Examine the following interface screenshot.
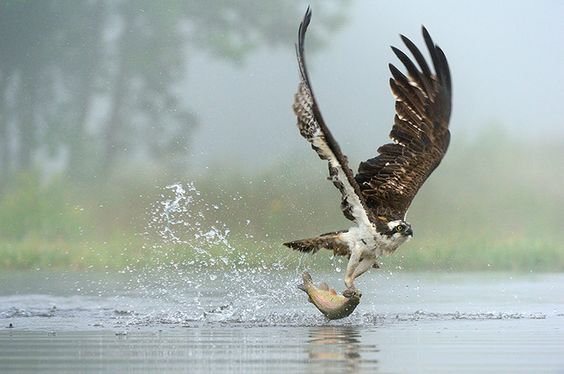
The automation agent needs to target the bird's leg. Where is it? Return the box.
[343,256,372,298]
[344,250,361,292]
[353,257,375,279]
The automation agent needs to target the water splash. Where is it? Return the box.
[124,182,297,325]
[158,183,192,244]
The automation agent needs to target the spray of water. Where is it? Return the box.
[123,182,301,325]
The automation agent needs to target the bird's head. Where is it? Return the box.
[381,219,413,247]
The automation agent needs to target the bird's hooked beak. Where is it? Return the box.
[405,227,414,237]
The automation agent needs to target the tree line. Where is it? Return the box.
[0,0,346,190]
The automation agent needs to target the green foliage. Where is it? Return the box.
[0,236,139,270]
[0,132,563,272]
[0,172,87,241]
[381,236,564,272]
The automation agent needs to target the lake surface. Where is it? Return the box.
[0,271,563,373]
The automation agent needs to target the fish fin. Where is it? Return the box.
[329,288,337,295]
[318,282,330,291]
[372,262,380,269]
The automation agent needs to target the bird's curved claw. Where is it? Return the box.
[342,286,362,299]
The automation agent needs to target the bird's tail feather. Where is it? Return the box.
[283,230,349,256]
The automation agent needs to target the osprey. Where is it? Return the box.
[284,8,452,295]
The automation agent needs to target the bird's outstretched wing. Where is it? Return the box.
[293,7,374,228]
[355,27,452,222]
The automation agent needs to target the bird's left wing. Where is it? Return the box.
[355,27,452,222]
[293,7,374,228]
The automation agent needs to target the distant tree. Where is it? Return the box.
[0,0,348,188]
[0,0,77,177]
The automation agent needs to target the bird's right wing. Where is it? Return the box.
[293,7,374,228]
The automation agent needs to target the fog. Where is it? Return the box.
[187,0,564,171]
[0,0,563,272]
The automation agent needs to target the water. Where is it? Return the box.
[0,271,563,373]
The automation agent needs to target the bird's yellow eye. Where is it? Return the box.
[395,224,404,232]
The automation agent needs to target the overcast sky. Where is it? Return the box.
[184,0,564,173]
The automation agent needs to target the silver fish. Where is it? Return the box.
[298,271,361,320]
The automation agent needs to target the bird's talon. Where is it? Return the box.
[343,287,361,298]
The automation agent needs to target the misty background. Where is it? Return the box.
[1,0,563,271]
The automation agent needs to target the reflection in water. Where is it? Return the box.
[307,326,379,373]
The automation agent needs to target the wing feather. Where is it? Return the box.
[391,46,431,99]
[356,27,452,221]
[292,8,374,227]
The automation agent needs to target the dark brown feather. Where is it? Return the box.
[355,26,452,221]
[283,231,350,257]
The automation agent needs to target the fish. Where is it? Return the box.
[298,271,361,320]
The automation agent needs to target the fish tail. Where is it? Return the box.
[298,271,313,290]
[298,272,314,303]
[301,271,313,286]
[283,230,349,255]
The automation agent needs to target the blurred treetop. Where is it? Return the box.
[0,0,348,189]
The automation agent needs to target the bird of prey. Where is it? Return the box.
[284,7,452,295]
